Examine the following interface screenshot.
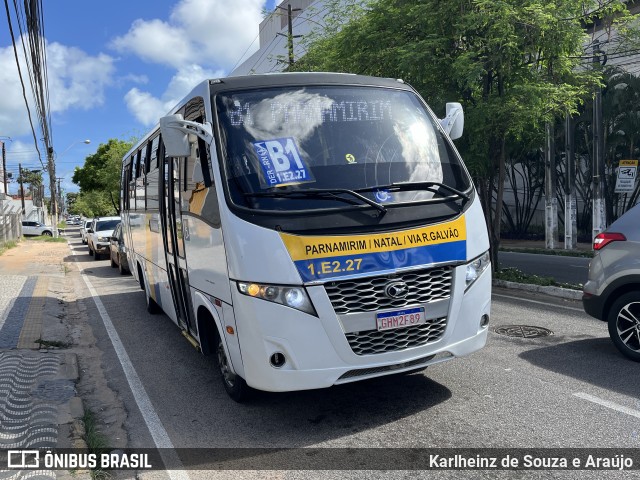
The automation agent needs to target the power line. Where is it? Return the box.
[238,0,329,74]
[3,0,42,166]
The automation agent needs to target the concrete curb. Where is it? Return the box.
[493,279,583,300]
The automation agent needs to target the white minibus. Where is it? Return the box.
[121,73,491,401]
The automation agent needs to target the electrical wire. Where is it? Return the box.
[235,0,330,74]
[3,0,43,167]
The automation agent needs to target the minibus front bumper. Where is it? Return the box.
[228,265,490,392]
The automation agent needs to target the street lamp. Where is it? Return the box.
[48,139,91,236]
[58,139,91,159]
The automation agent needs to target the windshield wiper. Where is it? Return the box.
[357,181,470,201]
[245,188,387,214]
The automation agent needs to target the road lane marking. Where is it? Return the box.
[493,293,584,312]
[69,244,190,480]
[573,392,640,420]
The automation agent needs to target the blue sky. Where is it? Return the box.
[0,0,277,196]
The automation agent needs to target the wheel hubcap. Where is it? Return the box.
[217,341,235,387]
[616,301,640,352]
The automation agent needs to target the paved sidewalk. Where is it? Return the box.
[0,240,87,479]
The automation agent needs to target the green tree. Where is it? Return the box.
[66,192,80,215]
[72,138,133,216]
[18,169,43,196]
[293,0,637,268]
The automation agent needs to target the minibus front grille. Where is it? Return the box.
[345,317,447,356]
[324,266,452,315]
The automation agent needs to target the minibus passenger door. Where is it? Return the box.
[160,154,194,331]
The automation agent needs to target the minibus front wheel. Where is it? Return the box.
[216,334,252,402]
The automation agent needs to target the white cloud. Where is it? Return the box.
[111,0,264,71]
[0,40,115,138]
[0,46,36,137]
[124,88,167,126]
[46,42,115,111]
[124,64,225,126]
[110,19,193,69]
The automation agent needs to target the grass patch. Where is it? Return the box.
[495,267,583,290]
[83,408,111,479]
[23,235,67,242]
[0,240,18,256]
[35,338,72,349]
[500,247,593,258]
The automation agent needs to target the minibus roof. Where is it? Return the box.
[207,72,411,92]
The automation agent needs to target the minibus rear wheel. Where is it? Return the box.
[216,334,252,402]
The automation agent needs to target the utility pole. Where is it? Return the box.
[1,141,6,196]
[565,113,577,250]
[57,177,64,217]
[544,122,558,249]
[287,4,295,67]
[592,41,607,242]
[276,3,302,68]
[19,163,25,215]
[47,146,58,237]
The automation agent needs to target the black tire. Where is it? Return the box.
[137,265,145,290]
[145,288,162,314]
[110,254,117,268]
[216,333,252,402]
[140,270,161,314]
[607,292,640,362]
[118,256,128,275]
[41,231,52,236]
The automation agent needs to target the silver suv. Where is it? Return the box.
[583,203,640,362]
[21,221,53,236]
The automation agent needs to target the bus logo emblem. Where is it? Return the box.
[384,281,409,299]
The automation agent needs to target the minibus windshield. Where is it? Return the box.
[216,86,472,213]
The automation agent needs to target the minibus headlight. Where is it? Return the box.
[284,288,306,308]
[465,251,490,290]
[237,282,317,316]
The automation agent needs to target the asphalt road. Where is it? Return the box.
[498,251,591,285]
[64,227,638,479]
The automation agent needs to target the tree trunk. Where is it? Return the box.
[490,137,506,271]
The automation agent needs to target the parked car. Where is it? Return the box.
[109,222,130,275]
[21,220,53,237]
[80,219,93,244]
[87,216,120,260]
[583,203,640,362]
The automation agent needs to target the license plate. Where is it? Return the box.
[376,307,426,332]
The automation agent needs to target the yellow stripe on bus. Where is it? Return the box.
[280,215,466,261]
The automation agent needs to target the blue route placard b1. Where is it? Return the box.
[253,137,315,188]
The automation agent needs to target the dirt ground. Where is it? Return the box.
[0,239,129,450]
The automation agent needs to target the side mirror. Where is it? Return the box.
[439,102,464,140]
[160,114,213,157]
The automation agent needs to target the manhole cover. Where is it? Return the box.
[494,325,553,338]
